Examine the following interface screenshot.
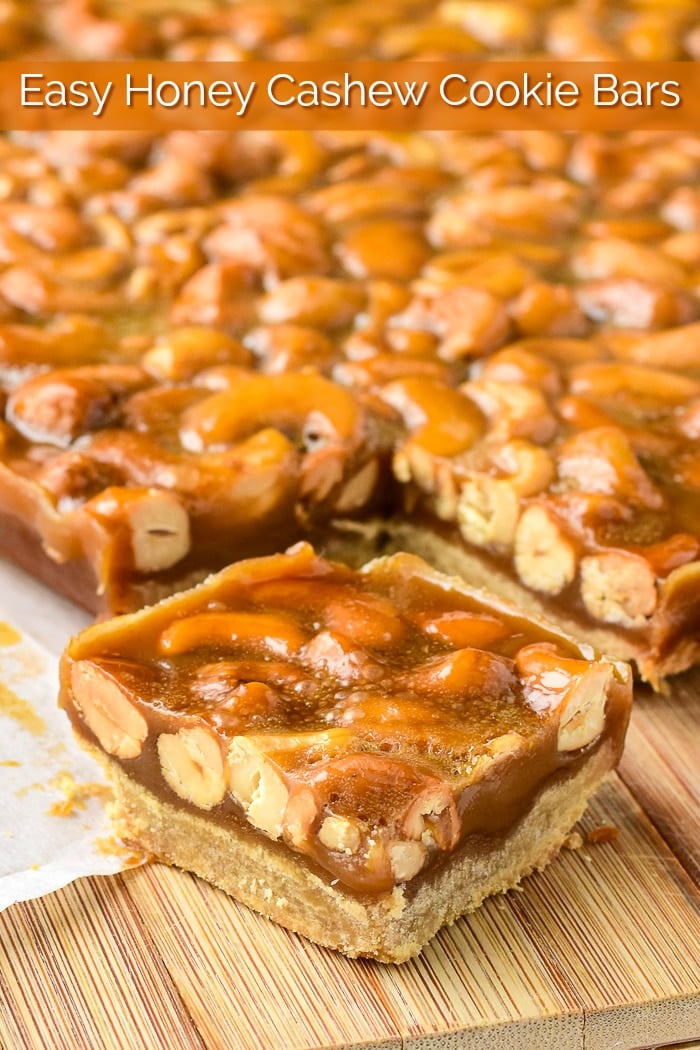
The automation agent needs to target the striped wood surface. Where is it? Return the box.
[0,675,699,1049]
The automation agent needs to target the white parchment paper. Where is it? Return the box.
[0,561,144,911]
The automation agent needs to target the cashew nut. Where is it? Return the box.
[83,486,191,573]
[70,660,148,760]
[157,726,226,810]
[179,372,361,454]
[514,503,578,596]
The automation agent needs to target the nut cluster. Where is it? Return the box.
[65,544,630,893]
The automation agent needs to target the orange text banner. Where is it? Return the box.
[1,60,698,131]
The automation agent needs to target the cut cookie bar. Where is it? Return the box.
[0,353,390,614]
[59,542,632,962]
[370,353,700,688]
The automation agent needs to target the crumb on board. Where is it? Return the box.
[46,771,113,817]
[93,835,148,869]
[564,831,584,851]
[0,682,46,736]
[564,825,618,851]
[0,622,21,648]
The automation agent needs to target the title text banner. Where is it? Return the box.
[4,61,699,131]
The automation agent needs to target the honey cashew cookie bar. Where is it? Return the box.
[0,0,691,967]
[59,543,632,962]
[0,120,699,682]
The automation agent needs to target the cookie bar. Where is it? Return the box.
[370,348,700,688]
[0,342,389,613]
[59,542,632,961]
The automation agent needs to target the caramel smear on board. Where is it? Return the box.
[587,825,620,845]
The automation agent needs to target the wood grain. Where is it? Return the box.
[619,671,700,884]
[1,682,699,1049]
[0,876,204,1050]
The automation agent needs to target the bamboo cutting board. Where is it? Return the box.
[0,659,699,1048]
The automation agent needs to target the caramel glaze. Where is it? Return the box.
[60,545,632,897]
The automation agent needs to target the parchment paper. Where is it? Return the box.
[0,561,144,911]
